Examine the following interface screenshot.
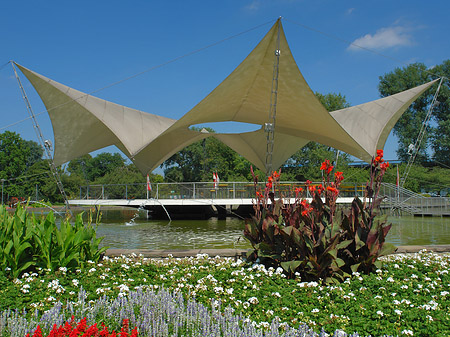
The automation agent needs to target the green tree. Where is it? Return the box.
[161,128,253,182]
[86,153,126,181]
[67,153,126,182]
[67,154,92,182]
[0,131,42,197]
[428,60,450,166]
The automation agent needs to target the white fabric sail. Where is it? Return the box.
[15,19,437,174]
[330,80,438,157]
[15,64,176,166]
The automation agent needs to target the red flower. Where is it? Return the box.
[380,161,390,170]
[300,199,313,216]
[317,184,324,195]
[32,326,43,337]
[320,160,334,174]
[130,328,139,337]
[320,160,329,171]
[334,171,344,183]
[295,187,303,196]
[308,185,316,193]
[306,180,312,186]
[327,186,338,194]
[266,176,274,189]
[374,149,385,164]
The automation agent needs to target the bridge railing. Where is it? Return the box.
[78,181,367,200]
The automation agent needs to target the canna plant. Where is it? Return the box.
[244,151,396,283]
[339,150,397,274]
[0,203,108,278]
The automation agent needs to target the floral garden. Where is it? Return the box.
[1,152,450,336]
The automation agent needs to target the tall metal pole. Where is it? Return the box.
[265,19,281,177]
[1,179,4,205]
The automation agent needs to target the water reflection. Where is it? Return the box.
[387,215,450,246]
[98,209,248,250]
[64,209,450,249]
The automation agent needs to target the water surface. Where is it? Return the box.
[95,209,450,249]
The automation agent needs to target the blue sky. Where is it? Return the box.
[1,0,449,170]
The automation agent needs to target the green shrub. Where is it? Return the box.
[0,203,107,278]
[244,150,396,283]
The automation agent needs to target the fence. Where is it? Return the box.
[77,181,450,216]
[78,181,368,201]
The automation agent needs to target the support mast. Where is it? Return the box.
[265,19,281,177]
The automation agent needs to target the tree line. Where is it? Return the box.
[1,61,450,203]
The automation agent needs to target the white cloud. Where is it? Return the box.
[348,25,413,51]
[245,0,262,11]
[347,8,355,15]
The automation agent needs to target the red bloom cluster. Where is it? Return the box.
[334,171,344,184]
[320,160,334,174]
[300,199,313,216]
[374,149,384,164]
[373,149,389,172]
[266,170,280,189]
[26,318,138,337]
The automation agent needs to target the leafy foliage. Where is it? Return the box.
[244,152,396,283]
[162,127,254,182]
[0,203,107,278]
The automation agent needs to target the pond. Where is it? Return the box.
[95,208,450,250]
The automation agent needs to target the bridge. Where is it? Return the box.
[69,181,450,219]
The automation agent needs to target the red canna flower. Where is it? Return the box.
[295,187,303,196]
[320,160,333,174]
[334,171,344,183]
[317,184,324,195]
[374,149,385,164]
[308,185,316,193]
[266,176,274,189]
[327,186,338,194]
[380,161,390,170]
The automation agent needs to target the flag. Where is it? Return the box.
[396,165,400,187]
[213,172,219,189]
[147,174,152,191]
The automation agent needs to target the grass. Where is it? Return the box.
[1,250,449,336]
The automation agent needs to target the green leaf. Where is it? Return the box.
[281,260,302,273]
[379,242,397,257]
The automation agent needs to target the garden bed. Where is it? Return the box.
[1,250,449,336]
